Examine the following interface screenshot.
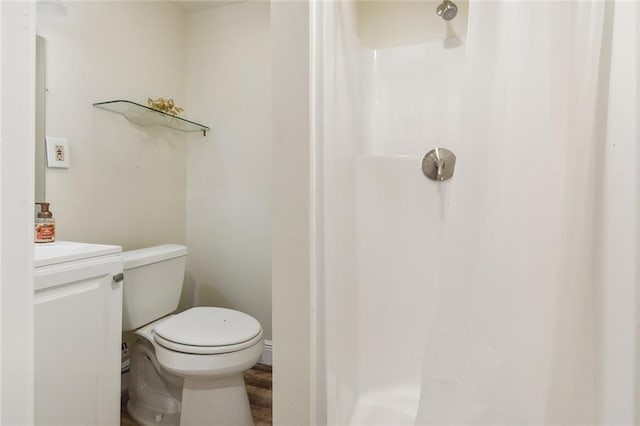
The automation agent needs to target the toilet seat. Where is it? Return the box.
[153,307,263,355]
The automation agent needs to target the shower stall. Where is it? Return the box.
[314,1,638,424]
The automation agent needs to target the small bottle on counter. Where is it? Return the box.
[35,202,55,243]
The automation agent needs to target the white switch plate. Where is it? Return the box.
[46,137,70,168]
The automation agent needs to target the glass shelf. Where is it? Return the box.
[93,100,210,136]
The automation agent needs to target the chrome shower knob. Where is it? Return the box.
[422,148,456,181]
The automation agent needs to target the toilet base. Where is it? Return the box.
[127,400,181,426]
[126,339,183,426]
[128,317,261,426]
[180,374,253,426]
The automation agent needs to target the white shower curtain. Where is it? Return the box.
[416,1,611,424]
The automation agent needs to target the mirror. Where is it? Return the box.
[35,35,46,203]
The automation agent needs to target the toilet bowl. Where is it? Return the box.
[122,245,264,426]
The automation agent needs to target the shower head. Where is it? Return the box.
[436,0,458,21]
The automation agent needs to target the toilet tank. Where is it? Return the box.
[122,244,188,332]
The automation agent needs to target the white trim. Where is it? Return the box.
[259,339,272,366]
[0,1,36,423]
[309,1,323,423]
[271,2,313,422]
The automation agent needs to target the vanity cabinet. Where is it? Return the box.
[34,242,122,425]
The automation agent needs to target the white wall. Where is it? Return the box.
[600,1,638,422]
[37,1,188,250]
[0,1,35,423]
[272,1,313,424]
[38,0,273,346]
[184,1,271,340]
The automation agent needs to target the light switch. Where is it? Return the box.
[46,137,70,168]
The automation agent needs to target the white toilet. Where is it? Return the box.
[122,244,264,426]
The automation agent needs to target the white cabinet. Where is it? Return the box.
[34,242,122,426]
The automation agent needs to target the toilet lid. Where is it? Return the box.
[154,307,262,348]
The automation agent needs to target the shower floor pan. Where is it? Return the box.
[349,385,420,426]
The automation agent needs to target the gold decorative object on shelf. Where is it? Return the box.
[147,97,184,116]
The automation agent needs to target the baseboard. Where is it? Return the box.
[260,339,272,365]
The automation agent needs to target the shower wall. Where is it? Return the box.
[320,1,468,423]
[356,30,467,395]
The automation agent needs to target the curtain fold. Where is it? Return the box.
[415,2,609,424]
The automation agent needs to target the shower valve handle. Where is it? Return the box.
[433,149,445,180]
[422,148,456,181]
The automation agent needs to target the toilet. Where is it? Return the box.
[122,244,264,426]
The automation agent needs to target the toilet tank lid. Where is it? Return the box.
[123,244,188,270]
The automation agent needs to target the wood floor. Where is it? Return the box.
[121,364,272,425]
[243,364,273,426]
